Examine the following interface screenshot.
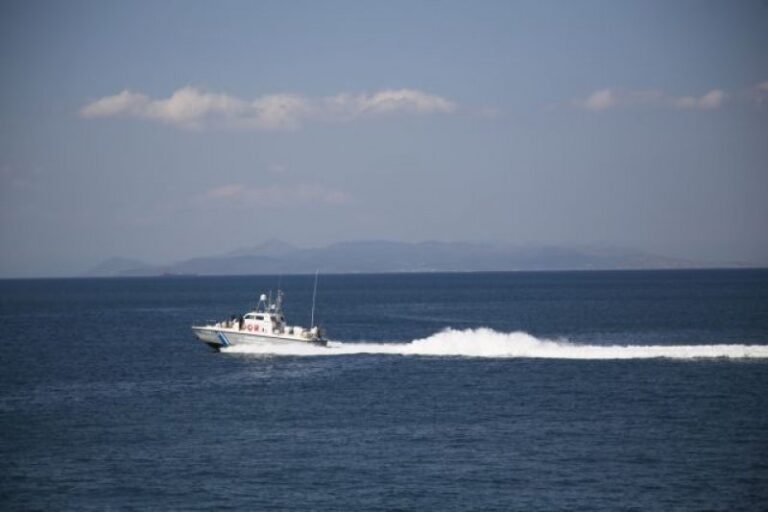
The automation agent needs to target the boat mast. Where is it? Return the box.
[310,269,319,328]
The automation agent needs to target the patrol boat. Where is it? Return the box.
[191,290,327,351]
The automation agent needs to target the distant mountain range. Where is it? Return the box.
[82,239,734,277]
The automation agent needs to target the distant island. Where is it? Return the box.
[82,239,740,277]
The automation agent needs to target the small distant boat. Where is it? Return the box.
[192,289,326,351]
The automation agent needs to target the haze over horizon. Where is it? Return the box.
[2,0,767,277]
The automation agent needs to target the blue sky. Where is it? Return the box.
[1,0,767,276]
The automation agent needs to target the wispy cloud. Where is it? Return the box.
[323,89,455,120]
[671,89,725,110]
[578,89,618,111]
[749,81,768,106]
[571,87,726,111]
[204,183,349,205]
[81,86,457,130]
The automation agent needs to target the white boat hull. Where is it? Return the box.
[192,326,327,351]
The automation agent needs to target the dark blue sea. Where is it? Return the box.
[2,270,768,510]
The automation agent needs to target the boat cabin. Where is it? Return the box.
[242,312,285,334]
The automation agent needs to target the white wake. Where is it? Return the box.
[222,327,768,360]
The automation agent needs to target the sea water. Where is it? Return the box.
[1,270,767,510]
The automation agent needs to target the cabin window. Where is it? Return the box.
[244,314,255,320]
[255,315,264,320]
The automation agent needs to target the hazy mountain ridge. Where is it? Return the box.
[82,257,154,277]
[83,240,731,277]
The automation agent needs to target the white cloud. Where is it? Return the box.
[573,87,726,112]
[580,89,617,111]
[673,89,724,110]
[81,86,456,130]
[697,89,725,109]
[749,81,768,105]
[80,90,151,118]
[672,96,697,109]
[326,88,456,116]
[81,87,245,129]
[249,94,309,130]
[147,87,246,127]
[205,183,349,205]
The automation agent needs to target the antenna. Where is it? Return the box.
[310,269,319,328]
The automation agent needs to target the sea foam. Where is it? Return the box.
[222,327,768,359]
